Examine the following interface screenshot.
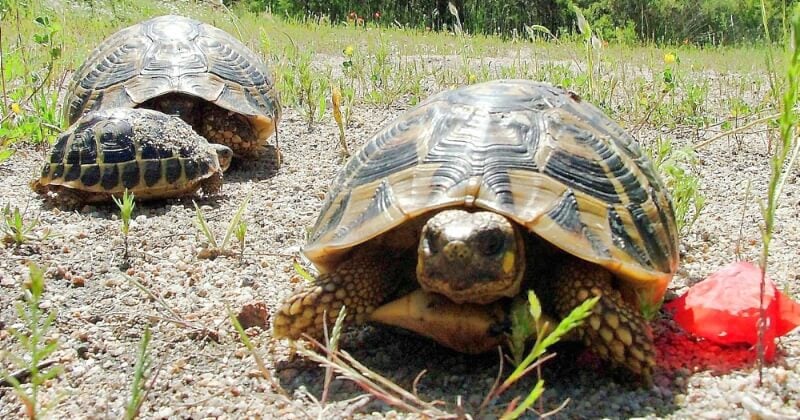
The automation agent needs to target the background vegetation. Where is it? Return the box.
[242,0,792,44]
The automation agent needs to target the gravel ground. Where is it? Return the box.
[2,64,800,418]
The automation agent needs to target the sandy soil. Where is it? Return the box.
[1,61,799,418]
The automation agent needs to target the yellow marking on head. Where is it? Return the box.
[502,251,515,274]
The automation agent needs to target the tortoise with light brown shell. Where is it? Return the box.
[32,108,232,206]
[64,15,280,159]
[273,80,679,382]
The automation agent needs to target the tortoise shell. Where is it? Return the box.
[35,108,227,202]
[63,15,280,149]
[305,80,679,306]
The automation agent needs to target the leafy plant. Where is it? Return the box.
[124,327,152,420]
[193,193,251,259]
[755,0,800,385]
[112,189,136,266]
[2,203,49,246]
[1,263,63,419]
[647,137,706,234]
[234,219,248,262]
[574,6,602,101]
[488,291,598,419]
[1,10,64,149]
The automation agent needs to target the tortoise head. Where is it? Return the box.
[417,209,525,305]
[144,93,198,120]
[211,144,233,172]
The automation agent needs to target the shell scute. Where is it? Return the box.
[80,165,101,187]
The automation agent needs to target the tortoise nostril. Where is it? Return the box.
[443,240,472,262]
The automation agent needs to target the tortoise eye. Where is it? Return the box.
[478,229,506,256]
[424,228,439,254]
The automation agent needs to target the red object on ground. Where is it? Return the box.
[665,261,800,361]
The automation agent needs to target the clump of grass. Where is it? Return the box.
[0,263,64,419]
[295,307,454,417]
[193,193,251,259]
[124,327,153,420]
[647,137,706,234]
[1,8,64,151]
[112,189,135,267]
[275,38,332,130]
[2,203,50,246]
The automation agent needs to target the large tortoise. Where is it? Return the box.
[273,80,679,381]
[32,108,232,206]
[63,15,280,159]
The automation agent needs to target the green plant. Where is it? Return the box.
[1,263,63,419]
[574,6,602,101]
[485,291,598,419]
[193,193,251,259]
[234,219,247,261]
[112,189,136,266]
[294,307,454,417]
[1,9,63,149]
[755,1,800,385]
[2,204,49,246]
[124,327,152,420]
[647,137,706,234]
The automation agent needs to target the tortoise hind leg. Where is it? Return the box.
[199,104,261,159]
[551,259,656,384]
[273,249,400,341]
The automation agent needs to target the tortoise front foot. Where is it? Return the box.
[273,251,393,341]
[552,260,656,384]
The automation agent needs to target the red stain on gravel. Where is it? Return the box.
[652,316,756,375]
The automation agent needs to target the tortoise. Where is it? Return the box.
[63,15,280,159]
[32,108,233,206]
[273,80,679,382]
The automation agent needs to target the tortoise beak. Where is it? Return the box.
[213,144,233,172]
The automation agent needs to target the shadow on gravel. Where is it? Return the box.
[274,322,697,419]
[223,144,281,183]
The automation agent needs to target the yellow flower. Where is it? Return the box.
[343,45,355,58]
[467,73,477,84]
[664,53,677,65]
[11,102,22,115]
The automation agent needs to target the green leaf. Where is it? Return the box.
[27,262,46,300]
[527,290,541,321]
[574,6,591,36]
[507,297,535,366]
[0,148,14,163]
[525,24,553,39]
[34,15,50,26]
[293,260,315,282]
[221,192,251,250]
